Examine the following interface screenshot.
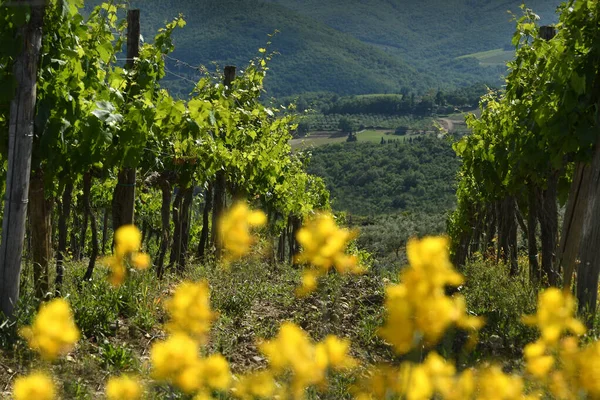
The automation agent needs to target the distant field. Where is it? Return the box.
[301,113,436,131]
[457,48,514,66]
[290,129,425,149]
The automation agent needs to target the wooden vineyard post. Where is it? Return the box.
[0,1,46,317]
[211,66,236,260]
[112,9,140,233]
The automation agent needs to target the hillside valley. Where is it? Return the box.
[88,0,561,97]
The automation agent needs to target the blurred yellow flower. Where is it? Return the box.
[203,354,231,390]
[164,280,216,341]
[131,252,151,270]
[103,256,126,287]
[294,213,363,295]
[442,369,475,400]
[524,340,554,378]
[219,202,266,263]
[232,370,276,399]
[192,391,212,400]
[103,225,150,286]
[379,236,483,354]
[151,333,199,385]
[295,271,318,297]
[106,375,143,400]
[315,335,356,370]
[477,365,529,400]
[260,322,355,397]
[13,372,56,400]
[295,213,357,271]
[19,298,80,361]
[523,288,585,344]
[115,224,142,256]
[176,359,205,393]
[578,341,600,397]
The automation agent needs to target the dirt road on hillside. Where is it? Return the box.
[438,118,455,133]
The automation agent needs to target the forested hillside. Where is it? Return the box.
[307,136,460,215]
[266,0,561,85]
[87,0,560,96]
[87,0,432,97]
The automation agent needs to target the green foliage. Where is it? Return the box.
[62,379,92,400]
[353,212,448,272]
[337,117,355,134]
[71,280,125,338]
[461,256,538,354]
[301,113,436,132]
[307,136,460,215]
[99,341,136,371]
[449,1,600,261]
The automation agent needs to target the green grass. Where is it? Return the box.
[457,48,515,66]
[0,258,391,399]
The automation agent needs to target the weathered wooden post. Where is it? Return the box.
[536,26,560,287]
[211,66,236,260]
[112,9,140,233]
[0,0,46,317]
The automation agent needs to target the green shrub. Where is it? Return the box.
[460,255,538,355]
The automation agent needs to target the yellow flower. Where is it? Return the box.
[259,322,326,395]
[150,333,199,385]
[295,271,318,297]
[219,202,266,263]
[131,252,151,270]
[379,236,483,354]
[422,352,456,395]
[378,285,415,354]
[294,213,361,295]
[442,369,475,400]
[523,288,585,344]
[315,335,357,370]
[103,256,126,287]
[19,298,80,361]
[406,236,463,289]
[193,391,213,400]
[232,370,276,399]
[578,341,600,397]
[164,280,216,341]
[477,365,526,400]
[176,359,205,393]
[204,354,231,390]
[172,354,230,394]
[102,225,150,285]
[413,366,437,400]
[549,371,574,400]
[295,213,357,271]
[106,375,143,400]
[524,340,554,378]
[115,225,142,256]
[13,372,56,400]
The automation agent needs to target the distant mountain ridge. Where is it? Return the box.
[264,0,561,59]
[87,0,563,97]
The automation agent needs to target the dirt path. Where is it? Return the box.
[438,118,455,133]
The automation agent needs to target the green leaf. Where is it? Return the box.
[569,73,586,95]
